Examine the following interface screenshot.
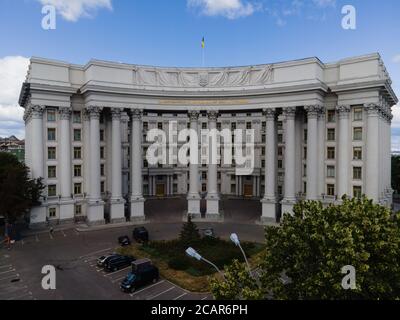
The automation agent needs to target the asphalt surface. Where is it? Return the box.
[0,217,265,300]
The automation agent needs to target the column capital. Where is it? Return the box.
[318,106,326,119]
[31,105,45,119]
[59,107,72,120]
[130,108,143,120]
[110,108,122,120]
[207,110,219,121]
[86,106,103,119]
[263,108,277,121]
[336,105,351,118]
[188,110,200,121]
[282,107,296,120]
[304,105,322,119]
[364,103,380,116]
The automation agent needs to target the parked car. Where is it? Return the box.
[120,259,159,293]
[200,228,215,238]
[118,235,131,246]
[97,254,120,267]
[104,255,135,272]
[132,227,149,243]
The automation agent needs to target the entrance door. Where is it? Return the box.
[156,184,165,197]
[244,184,253,197]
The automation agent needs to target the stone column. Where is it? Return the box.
[317,108,326,199]
[58,107,74,223]
[29,105,47,227]
[365,103,380,202]
[110,108,126,223]
[86,106,105,225]
[281,107,297,214]
[261,108,278,223]
[187,110,201,217]
[130,109,145,221]
[305,105,319,200]
[336,105,351,199]
[206,110,220,218]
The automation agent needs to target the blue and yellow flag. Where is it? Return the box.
[201,37,205,49]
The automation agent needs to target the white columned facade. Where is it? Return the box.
[281,107,297,214]
[261,108,278,223]
[305,105,319,200]
[130,109,145,221]
[110,108,126,223]
[317,108,326,199]
[86,106,105,225]
[365,103,380,202]
[58,107,74,223]
[336,105,351,199]
[187,110,201,216]
[206,110,220,217]
[30,105,47,226]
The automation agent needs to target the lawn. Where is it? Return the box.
[118,237,265,292]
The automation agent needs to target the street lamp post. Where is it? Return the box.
[185,247,225,280]
[230,233,252,276]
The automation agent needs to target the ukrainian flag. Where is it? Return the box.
[201,37,205,49]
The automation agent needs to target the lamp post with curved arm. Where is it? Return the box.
[185,247,225,280]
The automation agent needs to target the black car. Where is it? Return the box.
[118,235,131,246]
[104,255,135,272]
[132,227,149,243]
[97,254,120,267]
[120,259,159,293]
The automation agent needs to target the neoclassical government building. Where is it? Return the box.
[19,53,397,227]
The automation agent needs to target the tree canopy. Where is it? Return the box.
[0,152,44,223]
[210,197,400,300]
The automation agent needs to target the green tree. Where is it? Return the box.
[0,152,45,223]
[210,197,400,300]
[209,259,263,300]
[179,215,201,246]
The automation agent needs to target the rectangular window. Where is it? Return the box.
[48,147,56,160]
[47,128,56,141]
[100,164,105,176]
[327,110,336,123]
[74,129,81,141]
[74,165,82,177]
[277,134,283,143]
[246,122,252,129]
[100,147,105,159]
[353,147,362,160]
[353,186,362,198]
[100,129,105,142]
[261,134,266,143]
[48,184,57,197]
[100,181,105,193]
[303,164,307,177]
[304,129,308,142]
[278,160,283,169]
[74,147,82,159]
[327,165,335,178]
[158,123,163,130]
[304,147,307,159]
[48,166,56,178]
[327,147,335,159]
[231,123,236,130]
[47,109,56,122]
[353,166,362,180]
[327,184,335,196]
[278,147,283,156]
[353,107,363,121]
[74,204,82,216]
[48,207,56,218]
[353,127,363,141]
[327,128,335,141]
[73,111,81,123]
[74,183,82,195]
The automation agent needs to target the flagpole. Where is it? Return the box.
[202,47,205,67]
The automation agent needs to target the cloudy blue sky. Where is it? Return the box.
[0,0,399,148]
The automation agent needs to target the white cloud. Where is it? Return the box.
[38,0,112,22]
[312,0,336,7]
[393,55,400,64]
[0,56,30,139]
[188,0,258,19]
